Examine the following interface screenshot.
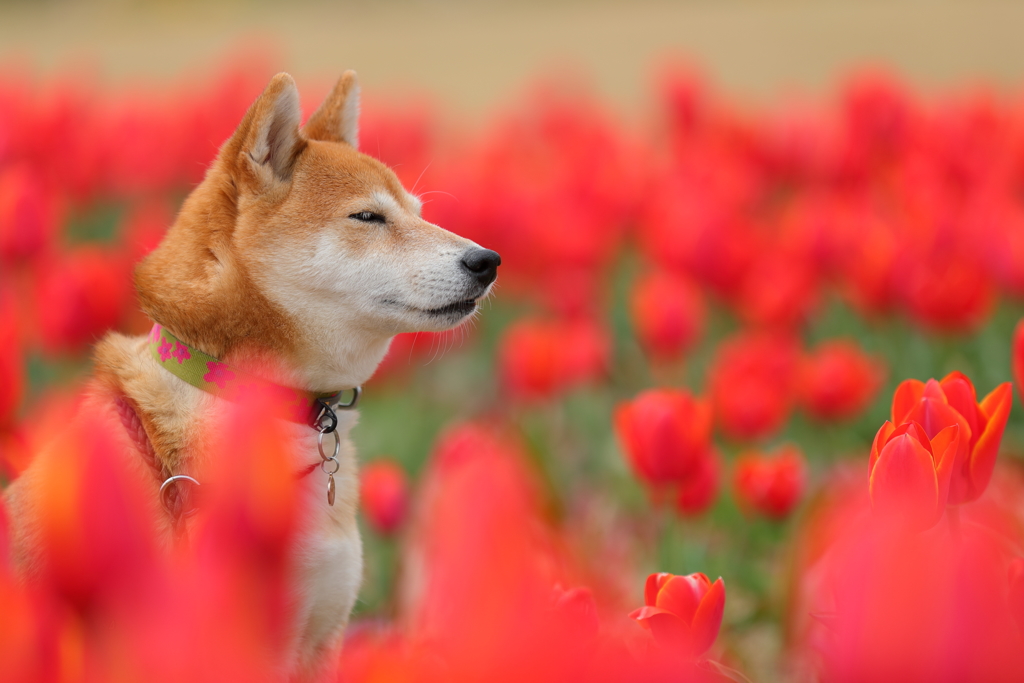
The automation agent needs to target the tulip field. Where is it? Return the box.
[3,57,1024,681]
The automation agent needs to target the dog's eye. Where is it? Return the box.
[350,211,386,223]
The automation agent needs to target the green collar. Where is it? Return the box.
[148,323,352,426]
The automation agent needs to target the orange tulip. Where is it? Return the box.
[868,421,959,531]
[892,373,1012,504]
[630,572,725,658]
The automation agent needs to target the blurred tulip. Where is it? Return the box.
[35,246,133,355]
[630,572,725,659]
[735,250,819,329]
[708,331,800,441]
[629,270,705,361]
[892,373,1012,504]
[0,165,59,266]
[0,294,24,429]
[1013,320,1024,404]
[733,445,807,519]
[498,317,609,401]
[1010,558,1024,633]
[799,339,885,421]
[614,389,713,487]
[550,585,600,641]
[360,459,410,536]
[675,448,721,516]
[868,421,958,531]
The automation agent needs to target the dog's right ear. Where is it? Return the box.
[220,73,306,192]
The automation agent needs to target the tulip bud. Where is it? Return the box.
[799,339,885,421]
[360,459,410,536]
[629,572,725,658]
[732,445,807,520]
[614,389,713,487]
[629,270,705,361]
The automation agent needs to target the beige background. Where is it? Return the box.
[2,0,1024,113]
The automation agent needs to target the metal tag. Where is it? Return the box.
[327,473,336,506]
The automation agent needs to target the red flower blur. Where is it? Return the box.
[629,270,706,361]
[675,448,721,516]
[708,331,800,441]
[614,388,713,487]
[1009,558,1024,633]
[359,459,409,536]
[630,572,725,659]
[892,373,1012,504]
[799,339,886,421]
[732,445,807,519]
[498,317,609,401]
[1013,319,1024,404]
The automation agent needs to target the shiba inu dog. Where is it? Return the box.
[3,71,499,680]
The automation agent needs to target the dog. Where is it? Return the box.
[3,71,499,680]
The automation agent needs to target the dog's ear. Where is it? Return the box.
[304,70,360,148]
[221,73,306,191]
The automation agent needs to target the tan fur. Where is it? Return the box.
[4,71,494,682]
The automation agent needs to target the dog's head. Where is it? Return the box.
[135,73,499,388]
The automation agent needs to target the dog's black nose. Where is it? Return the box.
[461,248,501,286]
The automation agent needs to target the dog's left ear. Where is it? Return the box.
[304,70,360,148]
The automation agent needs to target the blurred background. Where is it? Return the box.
[4,1,1024,681]
[4,0,1024,113]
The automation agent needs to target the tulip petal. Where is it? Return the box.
[644,572,672,607]
[690,577,726,657]
[869,421,896,473]
[892,379,925,424]
[869,433,941,529]
[656,574,709,625]
[928,424,959,510]
[939,372,981,443]
[958,382,1013,504]
[636,608,691,649]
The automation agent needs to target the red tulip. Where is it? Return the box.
[1013,320,1024,405]
[868,421,958,531]
[675,448,721,516]
[1010,558,1024,632]
[735,250,819,329]
[732,445,807,519]
[0,165,60,266]
[708,331,800,441]
[629,270,705,361]
[799,339,886,421]
[498,317,609,401]
[360,459,410,536]
[614,389,713,486]
[630,572,725,658]
[35,246,134,355]
[892,373,1012,504]
[0,294,23,429]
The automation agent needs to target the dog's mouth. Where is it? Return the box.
[422,298,478,318]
